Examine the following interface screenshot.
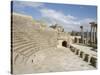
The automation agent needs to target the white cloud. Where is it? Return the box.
[13,1,96,32]
[67,15,77,20]
[79,18,96,31]
[39,8,96,32]
[40,8,80,31]
[40,8,77,21]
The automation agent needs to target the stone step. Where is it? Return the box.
[21,47,38,56]
[13,41,32,47]
[12,39,27,43]
[25,48,39,57]
[14,46,39,64]
[19,44,38,53]
[13,42,34,51]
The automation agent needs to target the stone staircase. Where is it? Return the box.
[12,29,57,65]
[12,13,58,71]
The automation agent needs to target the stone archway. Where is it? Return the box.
[62,41,67,47]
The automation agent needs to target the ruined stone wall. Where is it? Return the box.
[12,13,58,65]
[12,13,57,48]
[12,13,33,32]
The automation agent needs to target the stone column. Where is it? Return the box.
[90,22,98,46]
[90,22,95,46]
[83,32,84,44]
[86,30,89,45]
[94,24,97,44]
[92,23,97,45]
[92,25,94,44]
[93,25,96,44]
[80,26,84,44]
[90,25,92,45]
[95,24,97,44]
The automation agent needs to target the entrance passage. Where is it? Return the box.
[62,41,67,47]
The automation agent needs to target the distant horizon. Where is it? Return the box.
[11,1,97,32]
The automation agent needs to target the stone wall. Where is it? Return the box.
[12,13,58,65]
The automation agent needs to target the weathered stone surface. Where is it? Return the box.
[12,13,96,74]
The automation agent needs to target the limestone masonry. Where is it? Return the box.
[12,13,97,74]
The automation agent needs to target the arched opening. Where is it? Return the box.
[62,41,67,47]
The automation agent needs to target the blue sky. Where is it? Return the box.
[12,1,97,32]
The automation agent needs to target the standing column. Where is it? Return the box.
[95,24,97,44]
[92,25,94,45]
[80,26,84,44]
[86,30,89,45]
[83,31,84,44]
[90,25,93,45]
[92,25,94,44]
[93,25,96,44]
[90,22,95,46]
[94,24,97,44]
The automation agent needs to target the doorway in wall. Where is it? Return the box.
[62,41,67,47]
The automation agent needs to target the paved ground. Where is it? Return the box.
[13,47,96,74]
[71,44,97,57]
